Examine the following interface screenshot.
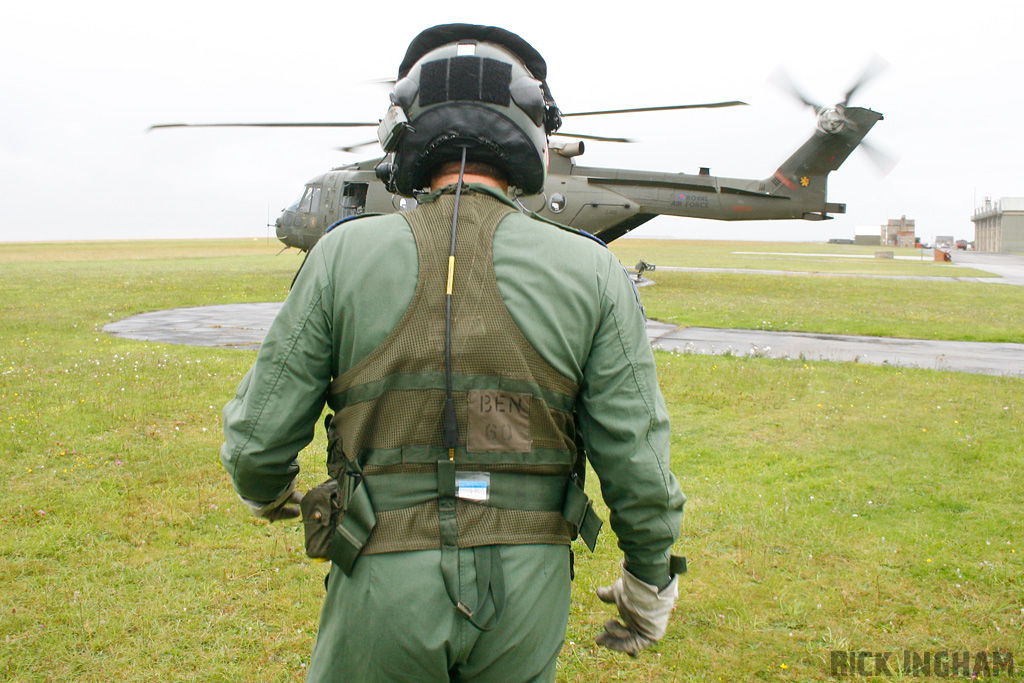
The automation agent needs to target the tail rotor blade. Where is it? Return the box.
[769,67,821,111]
[859,139,900,176]
[843,55,889,106]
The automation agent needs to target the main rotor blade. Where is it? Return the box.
[552,131,634,143]
[562,101,747,117]
[148,122,378,131]
[335,139,380,153]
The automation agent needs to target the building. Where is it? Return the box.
[883,216,916,248]
[972,198,1024,253]
[853,226,881,246]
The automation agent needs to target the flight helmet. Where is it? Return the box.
[376,24,561,197]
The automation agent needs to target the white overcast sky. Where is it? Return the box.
[2,0,1022,245]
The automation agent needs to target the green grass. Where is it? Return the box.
[0,238,286,264]
[2,239,1022,682]
[634,271,1024,343]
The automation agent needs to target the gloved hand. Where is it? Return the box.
[595,566,678,656]
[241,479,304,522]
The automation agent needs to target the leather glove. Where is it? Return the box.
[241,479,303,522]
[595,566,678,656]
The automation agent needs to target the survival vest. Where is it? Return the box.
[324,189,600,571]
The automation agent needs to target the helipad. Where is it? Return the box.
[105,302,1024,378]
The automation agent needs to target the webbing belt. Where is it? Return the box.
[359,466,601,551]
[364,471,568,512]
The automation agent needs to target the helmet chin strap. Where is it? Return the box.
[442,145,469,461]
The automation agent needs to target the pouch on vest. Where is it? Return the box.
[303,413,379,571]
[300,478,342,560]
[565,415,602,552]
[299,473,378,574]
[563,473,602,552]
[328,472,377,576]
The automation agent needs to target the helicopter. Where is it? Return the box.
[152,71,886,251]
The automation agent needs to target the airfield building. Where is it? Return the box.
[972,197,1024,253]
[853,226,881,245]
[883,216,916,248]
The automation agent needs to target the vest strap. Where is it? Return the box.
[436,460,505,630]
[455,546,506,631]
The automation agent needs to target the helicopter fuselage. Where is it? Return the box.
[275,106,882,249]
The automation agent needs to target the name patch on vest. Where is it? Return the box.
[467,389,532,452]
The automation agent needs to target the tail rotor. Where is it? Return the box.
[770,57,897,174]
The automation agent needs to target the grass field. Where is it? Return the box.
[1,239,1021,681]
[610,240,997,278]
[620,240,1024,343]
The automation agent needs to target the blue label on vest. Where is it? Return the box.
[456,472,490,502]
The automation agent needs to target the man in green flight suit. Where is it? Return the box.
[221,23,685,682]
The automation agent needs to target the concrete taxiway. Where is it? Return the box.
[105,304,1024,378]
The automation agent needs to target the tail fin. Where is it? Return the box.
[771,106,883,190]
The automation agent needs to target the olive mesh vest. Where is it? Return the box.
[326,190,581,554]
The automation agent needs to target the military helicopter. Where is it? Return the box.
[152,69,886,251]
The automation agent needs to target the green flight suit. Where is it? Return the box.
[221,185,684,682]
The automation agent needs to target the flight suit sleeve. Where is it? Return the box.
[220,246,335,504]
[577,256,685,588]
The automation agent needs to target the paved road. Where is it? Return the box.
[103,252,1024,378]
[950,251,1024,285]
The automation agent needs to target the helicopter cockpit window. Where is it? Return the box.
[549,192,567,213]
[298,187,322,214]
[340,183,369,219]
[286,190,303,212]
